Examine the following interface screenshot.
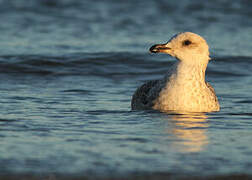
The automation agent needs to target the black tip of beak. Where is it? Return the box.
[149,45,159,53]
[149,44,171,53]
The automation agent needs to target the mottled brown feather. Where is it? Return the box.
[206,82,218,103]
[131,80,161,110]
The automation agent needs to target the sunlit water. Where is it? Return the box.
[0,0,252,178]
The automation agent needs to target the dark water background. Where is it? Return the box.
[0,0,252,179]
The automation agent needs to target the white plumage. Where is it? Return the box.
[131,32,220,113]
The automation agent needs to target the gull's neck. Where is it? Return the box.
[171,60,208,83]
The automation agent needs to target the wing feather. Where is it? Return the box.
[131,80,161,110]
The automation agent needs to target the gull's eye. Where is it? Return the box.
[183,40,192,46]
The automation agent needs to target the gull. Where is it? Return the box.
[131,32,220,113]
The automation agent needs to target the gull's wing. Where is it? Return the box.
[206,82,219,104]
[131,80,162,110]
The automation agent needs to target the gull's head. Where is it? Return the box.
[149,32,210,64]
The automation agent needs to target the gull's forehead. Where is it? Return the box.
[169,32,206,44]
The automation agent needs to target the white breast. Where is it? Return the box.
[153,62,220,112]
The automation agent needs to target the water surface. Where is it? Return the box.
[0,0,252,179]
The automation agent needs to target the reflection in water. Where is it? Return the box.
[165,113,209,153]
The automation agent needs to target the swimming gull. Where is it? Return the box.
[131,32,220,112]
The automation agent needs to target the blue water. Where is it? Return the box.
[0,0,252,178]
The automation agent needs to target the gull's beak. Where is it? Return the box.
[149,43,172,54]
